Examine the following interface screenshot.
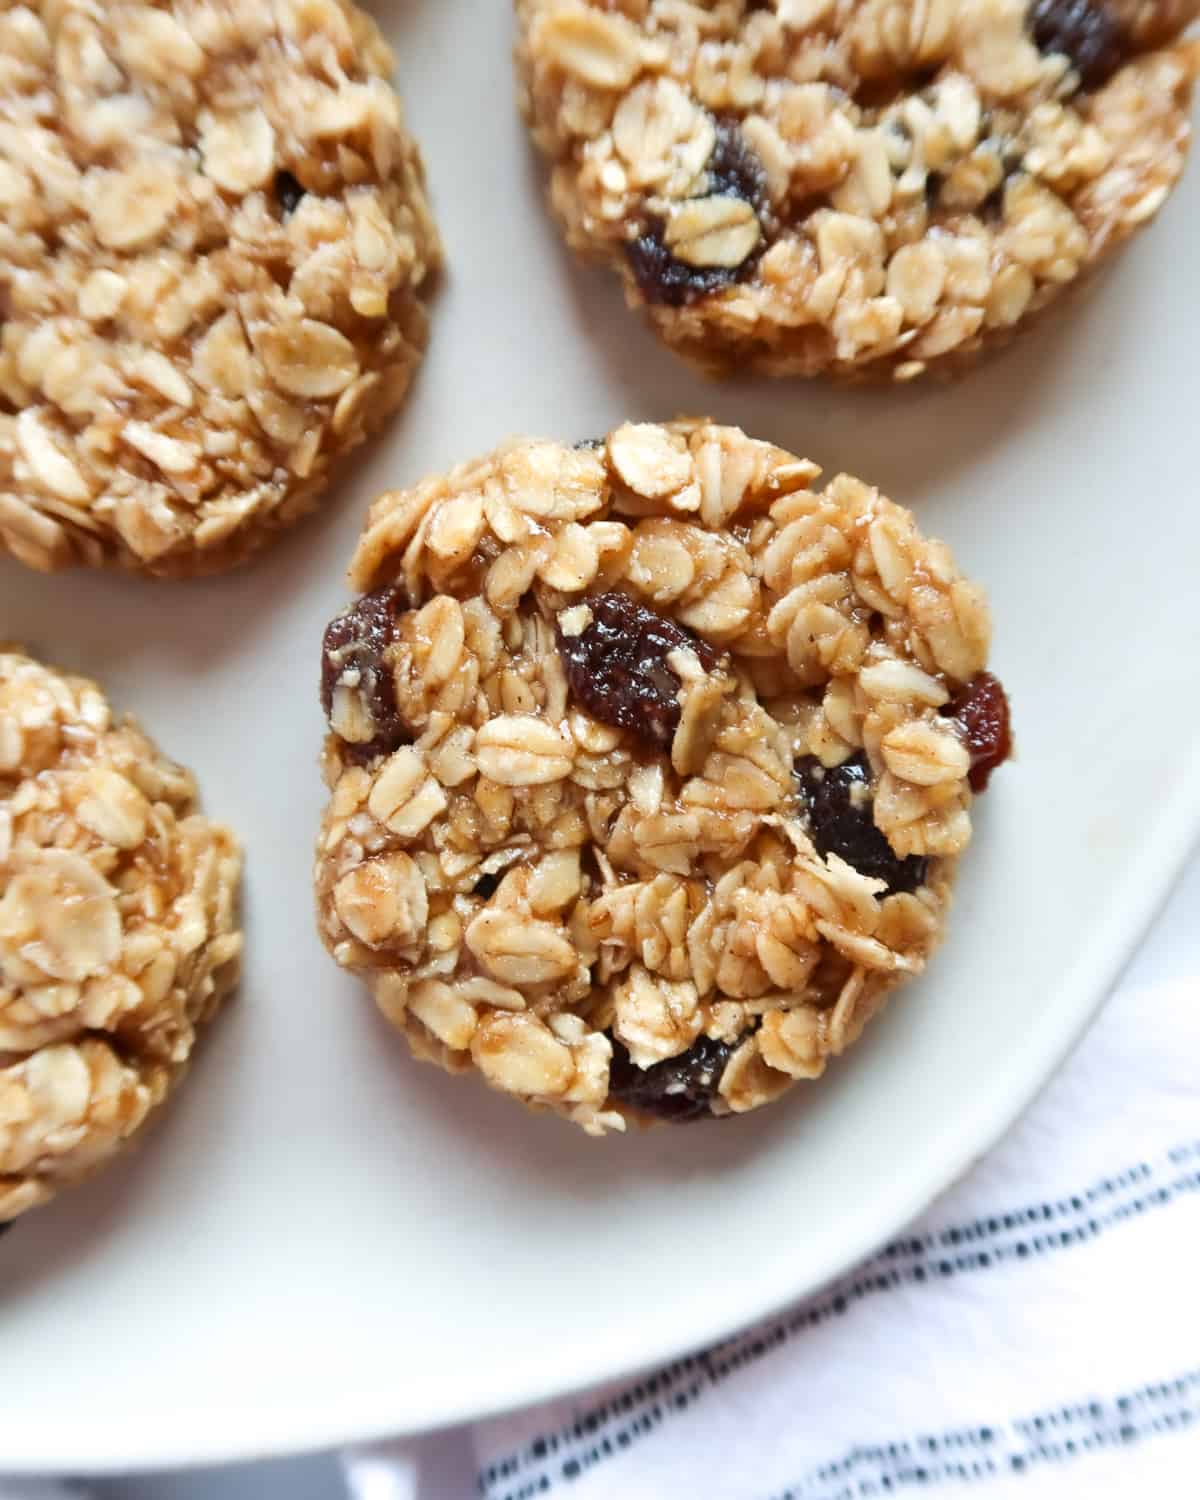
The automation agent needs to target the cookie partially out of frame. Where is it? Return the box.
[0,649,242,1220]
[0,0,440,577]
[515,0,1198,379]
[314,420,1011,1133]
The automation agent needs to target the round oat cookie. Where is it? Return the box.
[314,420,1012,1133]
[0,0,441,577]
[0,649,242,1219]
[515,0,1199,379]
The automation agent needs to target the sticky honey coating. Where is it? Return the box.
[314,420,1010,1133]
[515,0,1198,379]
[0,650,242,1218]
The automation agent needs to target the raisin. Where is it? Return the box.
[273,170,305,216]
[942,671,1012,793]
[472,871,500,899]
[1028,0,1125,90]
[705,118,767,206]
[625,231,739,308]
[556,592,718,749]
[624,120,766,308]
[796,753,928,894]
[607,1034,739,1123]
[320,585,409,763]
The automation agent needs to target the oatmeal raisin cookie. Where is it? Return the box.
[314,420,1011,1132]
[0,649,242,1218]
[0,0,440,576]
[515,0,1198,378]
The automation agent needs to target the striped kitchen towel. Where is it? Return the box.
[348,849,1200,1500]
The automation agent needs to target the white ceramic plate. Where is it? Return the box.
[3,1,1200,1474]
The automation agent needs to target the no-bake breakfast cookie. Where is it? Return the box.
[515,0,1198,378]
[0,0,440,577]
[314,420,1011,1132]
[0,650,242,1219]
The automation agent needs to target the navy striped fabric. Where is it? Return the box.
[478,1143,1199,1500]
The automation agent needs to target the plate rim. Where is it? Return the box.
[4,745,1199,1474]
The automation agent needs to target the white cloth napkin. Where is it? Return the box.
[348,847,1200,1500]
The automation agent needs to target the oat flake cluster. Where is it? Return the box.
[315,420,1009,1133]
[0,0,440,576]
[515,0,1199,378]
[0,650,242,1219]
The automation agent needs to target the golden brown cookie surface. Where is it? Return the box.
[314,421,1011,1132]
[0,0,440,575]
[515,0,1198,378]
[0,649,242,1219]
